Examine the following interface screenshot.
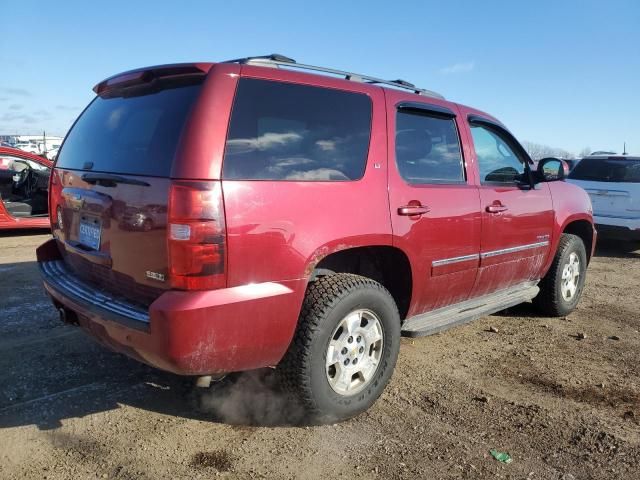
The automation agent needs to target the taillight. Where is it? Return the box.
[168,180,226,290]
[49,170,63,232]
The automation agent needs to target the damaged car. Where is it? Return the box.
[0,146,52,230]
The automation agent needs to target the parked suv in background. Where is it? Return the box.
[568,155,640,243]
[38,55,596,422]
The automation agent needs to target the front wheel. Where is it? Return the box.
[278,274,401,423]
[533,233,587,316]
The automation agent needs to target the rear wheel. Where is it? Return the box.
[278,274,400,423]
[533,233,587,316]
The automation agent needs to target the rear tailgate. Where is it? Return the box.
[55,173,172,305]
[51,74,204,306]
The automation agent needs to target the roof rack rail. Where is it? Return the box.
[389,79,415,88]
[223,54,444,99]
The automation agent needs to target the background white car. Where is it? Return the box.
[567,154,640,243]
[46,147,59,160]
[13,142,40,154]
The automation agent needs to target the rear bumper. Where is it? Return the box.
[594,215,640,241]
[37,239,305,376]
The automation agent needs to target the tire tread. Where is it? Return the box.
[278,273,398,418]
[534,233,585,316]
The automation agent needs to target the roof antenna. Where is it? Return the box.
[622,142,627,155]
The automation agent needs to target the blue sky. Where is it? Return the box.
[1,0,639,154]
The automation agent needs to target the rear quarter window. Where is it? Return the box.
[223,79,372,181]
[56,79,202,177]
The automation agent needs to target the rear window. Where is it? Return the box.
[569,157,640,183]
[56,79,202,177]
[223,79,372,181]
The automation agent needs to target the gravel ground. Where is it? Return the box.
[0,231,639,479]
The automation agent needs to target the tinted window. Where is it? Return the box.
[471,125,525,183]
[223,79,371,181]
[395,110,464,184]
[56,79,202,177]
[569,157,640,183]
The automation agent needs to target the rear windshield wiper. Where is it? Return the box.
[81,172,150,187]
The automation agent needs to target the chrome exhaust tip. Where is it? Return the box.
[195,374,227,388]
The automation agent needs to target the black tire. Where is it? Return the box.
[278,273,401,423]
[533,233,587,316]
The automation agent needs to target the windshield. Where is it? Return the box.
[568,157,640,183]
[56,78,202,177]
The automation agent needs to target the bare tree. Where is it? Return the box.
[578,147,591,158]
[522,141,551,160]
[522,140,574,160]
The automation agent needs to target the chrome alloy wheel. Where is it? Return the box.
[325,309,384,396]
[561,252,581,301]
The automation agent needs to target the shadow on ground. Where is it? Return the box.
[0,358,304,431]
[0,260,305,431]
[0,228,50,238]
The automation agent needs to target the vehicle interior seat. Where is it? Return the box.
[4,201,33,217]
[395,129,433,181]
[4,202,32,217]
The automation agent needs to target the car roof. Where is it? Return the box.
[95,55,501,126]
[224,54,446,99]
[582,155,640,161]
[0,146,53,167]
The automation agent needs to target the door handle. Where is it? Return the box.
[486,204,508,213]
[398,205,430,216]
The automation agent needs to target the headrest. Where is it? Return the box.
[396,129,432,162]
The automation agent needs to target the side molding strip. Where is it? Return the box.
[480,240,549,259]
[432,253,479,267]
[431,240,550,269]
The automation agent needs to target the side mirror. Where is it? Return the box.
[536,157,568,182]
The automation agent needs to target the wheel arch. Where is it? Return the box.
[309,245,413,321]
[562,218,595,263]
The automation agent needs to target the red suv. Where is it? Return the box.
[38,55,596,422]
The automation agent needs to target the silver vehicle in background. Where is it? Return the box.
[568,154,640,243]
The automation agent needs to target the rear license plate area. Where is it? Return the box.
[79,216,102,251]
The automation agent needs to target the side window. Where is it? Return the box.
[0,156,47,171]
[223,79,372,181]
[395,110,465,184]
[470,125,525,184]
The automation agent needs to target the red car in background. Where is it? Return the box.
[0,146,52,230]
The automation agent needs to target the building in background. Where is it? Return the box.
[0,134,64,154]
